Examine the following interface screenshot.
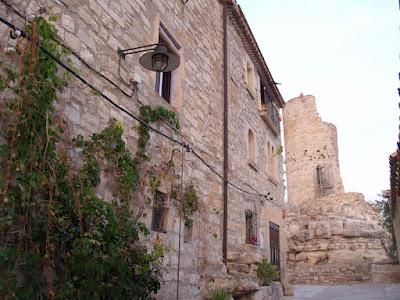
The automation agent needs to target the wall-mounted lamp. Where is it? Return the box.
[117,43,180,73]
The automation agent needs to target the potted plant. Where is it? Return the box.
[256,258,279,286]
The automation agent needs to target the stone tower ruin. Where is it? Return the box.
[283,94,399,284]
[283,95,343,204]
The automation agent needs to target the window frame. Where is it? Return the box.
[248,129,256,165]
[151,191,168,233]
[245,209,258,246]
[269,222,280,271]
[154,23,180,104]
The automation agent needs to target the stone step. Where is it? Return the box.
[371,263,400,283]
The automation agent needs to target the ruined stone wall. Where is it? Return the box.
[283,95,343,204]
[0,0,285,298]
[286,193,392,283]
[283,95,393,284]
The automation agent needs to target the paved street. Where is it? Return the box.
[284,284,400,300]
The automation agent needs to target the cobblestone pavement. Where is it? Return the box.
[284,284,400,300]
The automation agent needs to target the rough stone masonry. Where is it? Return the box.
[283,94,399,284]
[0,0,287,299]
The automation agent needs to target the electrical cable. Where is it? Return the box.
[0,14,280,204]
[0,0,275,202]
[0,0,136,98]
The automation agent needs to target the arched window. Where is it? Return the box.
[248,129,256,163]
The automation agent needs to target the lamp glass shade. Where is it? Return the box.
[139,44,180,73]
[152,52,169,72]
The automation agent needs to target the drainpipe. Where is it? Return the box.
[222,2,229,265]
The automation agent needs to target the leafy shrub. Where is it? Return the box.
[0,16,182,299]
[257,258,279,285]
[210,288,230,300]
[183,183,198,227]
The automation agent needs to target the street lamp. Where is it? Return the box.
[117,43,180,73]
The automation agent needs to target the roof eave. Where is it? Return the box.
[221,1,285,108]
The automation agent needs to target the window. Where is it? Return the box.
[245,209,258,245]
[267,143,278,180]
[244,56,257,97]
[248,129,256,163]
[155,35,173,103]
[155,70,171,102]
[151,191,167,232]
[260,81,268,105]
[183,223,193,243]
[267,142,272,175]
[269,222,280,271]
[155,24,180,103]
[315,164,334,197]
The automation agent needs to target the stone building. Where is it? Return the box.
[284,94,398,284]
[389,93,400,260]
[0,0,286,299]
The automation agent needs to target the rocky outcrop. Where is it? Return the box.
[283,95,397,285]
[286,193,393,284]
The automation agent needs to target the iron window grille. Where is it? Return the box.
[245,209,258,246]
[260,81,280,131]
[269,222,280,271]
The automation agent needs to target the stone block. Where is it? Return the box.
[62,14,75,32]
[371,263,400,283]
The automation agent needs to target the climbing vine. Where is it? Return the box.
[0,15,191,300]
[182,184,198,228]
[136,105,179,160]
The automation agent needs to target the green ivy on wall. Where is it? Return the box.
[0,15,196,300]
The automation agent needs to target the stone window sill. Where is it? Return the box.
[260,108,280,137]
[268,175,279,187]
[245,243,259,250]
[245,85,257,100]
[248,159,258,171]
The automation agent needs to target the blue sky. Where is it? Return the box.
[237,0,399,201]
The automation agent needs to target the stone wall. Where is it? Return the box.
[284,95,393,284]
[0,0,285,298]
[286,193,392,283]
[389,152,400,260]
[283,95,343,204]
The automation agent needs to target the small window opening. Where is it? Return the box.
[245,209,258,245]
[183,223,193,243]
[248,129,256,163]
[315,164,334,197]
[260,81,268,105]
[245,59,257,95]
[151,191,167,232]
[155,33,178,103]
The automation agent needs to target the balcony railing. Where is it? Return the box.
[260,100,280,135]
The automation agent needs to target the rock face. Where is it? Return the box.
[286,193,392,283]
[283,95,394,284]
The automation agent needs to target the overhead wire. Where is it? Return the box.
[0,12,282,205]
[0,0,136,97]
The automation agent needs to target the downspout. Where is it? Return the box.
[222,3,229,265]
